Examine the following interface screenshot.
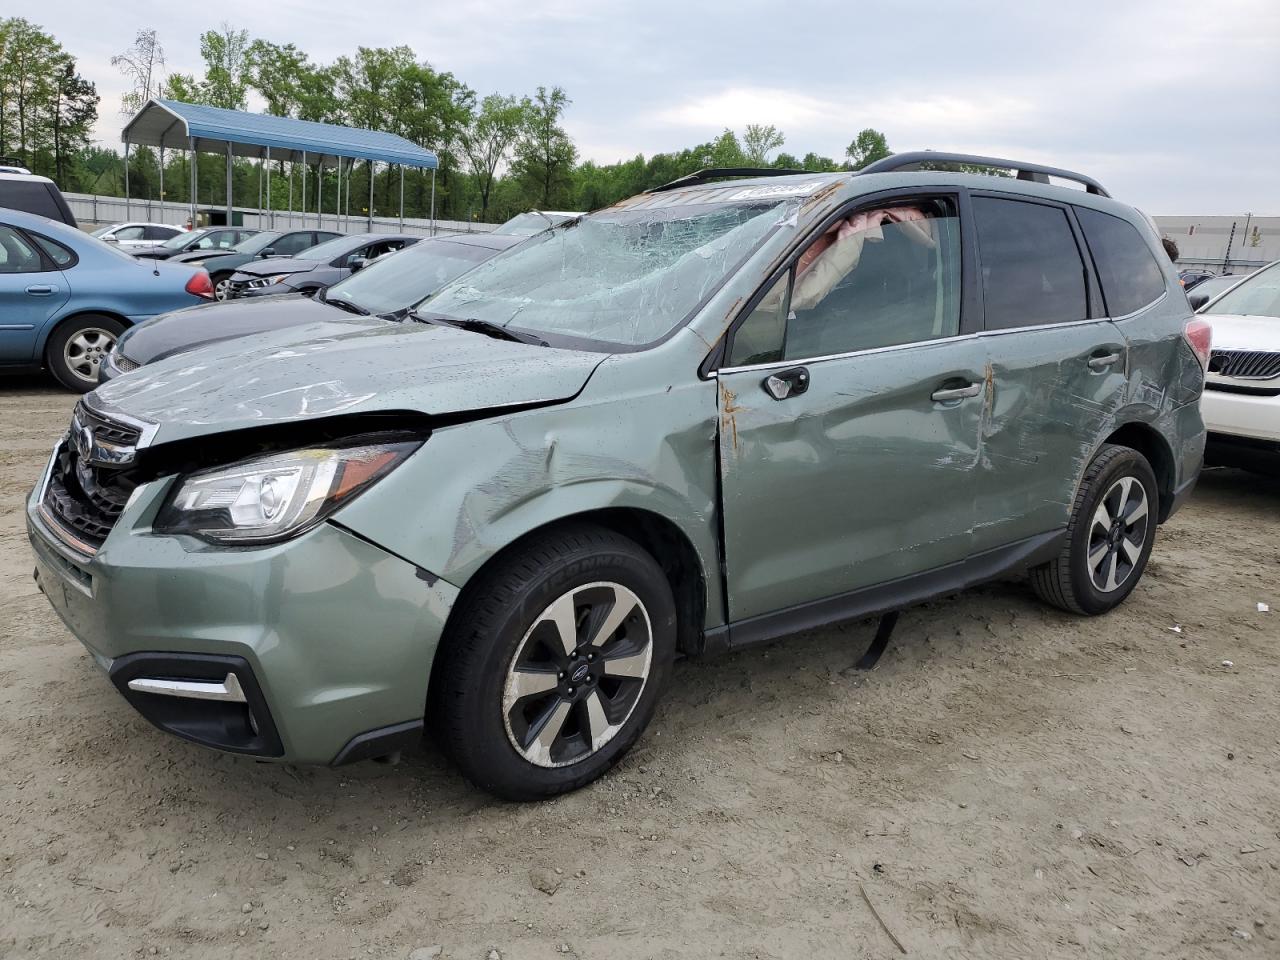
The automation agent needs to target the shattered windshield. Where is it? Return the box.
[420,201,790,347]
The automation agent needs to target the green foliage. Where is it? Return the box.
[34,19,895,223]
[845,128,891,170]
[0,18,98,185]
[512,86,576,209]
[742,124,785,165]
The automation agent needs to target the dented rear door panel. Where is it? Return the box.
[716,337,988,623]
[971,320,1128,550]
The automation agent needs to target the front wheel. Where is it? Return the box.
[433,524,676,800]
[211,272,234,301]
[46,314,125,392]
[1030,444,1159,615]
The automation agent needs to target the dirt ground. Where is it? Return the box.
[0,377,1277,960]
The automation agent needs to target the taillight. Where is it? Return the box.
[185,270,214,300]
[1183,318,1212,370]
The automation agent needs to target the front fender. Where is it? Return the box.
[332,363,725,626]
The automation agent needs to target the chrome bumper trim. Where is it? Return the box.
[127,673,248,703]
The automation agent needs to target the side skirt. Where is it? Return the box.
[701,530,1066,656]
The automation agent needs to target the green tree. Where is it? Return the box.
[513,86,575,208]
[458,93,527,220]
[0,18,61,166]
[199,24,252,110]
[246,40,313,117]
[50,61,97,185]
[742,124,785,165]
[845,128,891,170]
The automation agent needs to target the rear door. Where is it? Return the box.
[969,193,1128,552]
[716,192,987,622]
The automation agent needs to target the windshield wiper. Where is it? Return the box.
[409,310,548,347]
[323,295,370,316]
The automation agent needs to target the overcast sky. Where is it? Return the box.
[36,0,1280,214]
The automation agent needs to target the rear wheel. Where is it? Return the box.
[1031,444,1159,615]
[46,314,125,392]
[433,524,676,800]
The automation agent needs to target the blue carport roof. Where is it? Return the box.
[122,99,438,169]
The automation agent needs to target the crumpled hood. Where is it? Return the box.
[234,256,321,278]
[91,318,607,445]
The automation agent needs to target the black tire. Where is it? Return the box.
[210,272,234,301]
[45,314,125,392]
[432,523,676,800]
[1030,444,1160,615]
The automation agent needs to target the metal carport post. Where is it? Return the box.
[123,138,130,220]
[225,143,233,228]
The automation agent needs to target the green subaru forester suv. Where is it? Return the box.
[28,153,1208,799]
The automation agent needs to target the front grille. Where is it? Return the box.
[76,403,142,447]
[1208,349,1280,380]
[40,404,140,552]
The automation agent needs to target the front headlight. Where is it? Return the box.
[154,440,419,544]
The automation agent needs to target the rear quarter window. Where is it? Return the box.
[1076,207,1168,316]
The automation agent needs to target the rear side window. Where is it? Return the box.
[145,225,179,241]
[31,233,75,267]
[1076,207,1167,316]
[973,197,1088,329]
[0,180,63,221]
[273,232,316,256]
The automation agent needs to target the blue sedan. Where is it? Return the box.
[0,209,214,391]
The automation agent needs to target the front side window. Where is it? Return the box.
[1076,206,1167,316]
[973,196,1087,329]
[0,226,44,273]
[727,199,962,365]
[423,200,791,348]
[161,229,202,250]
[114,225,146,241]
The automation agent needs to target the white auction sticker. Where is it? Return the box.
[725,181,828,201]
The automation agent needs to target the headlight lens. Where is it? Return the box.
[155,440,419,544]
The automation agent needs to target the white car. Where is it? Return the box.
[91,221,186,249]
[1197,260,1280,472]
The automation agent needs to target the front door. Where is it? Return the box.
[0,224,68,363]
[715,195,986,623]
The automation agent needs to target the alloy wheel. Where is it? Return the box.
[214,278,232,300]
[64,328,117,385]
[1086,475,1150,593]
[502,581,653,768]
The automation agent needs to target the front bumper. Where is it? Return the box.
[26,459,459,764]
[1201,384,1280,443]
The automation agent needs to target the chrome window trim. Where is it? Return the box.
[1109,289,1168,322]
[717,315,1119,375]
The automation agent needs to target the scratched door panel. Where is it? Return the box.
[717,337,988,623]
[972,320,1128,552]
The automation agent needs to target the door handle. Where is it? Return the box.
[25,284,56,296]
[762,367,810,401]
[1088,351,1122,370]
[930,382,982,402]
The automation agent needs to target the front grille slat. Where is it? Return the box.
[41,403,140,552]
[1208,349,1280,381]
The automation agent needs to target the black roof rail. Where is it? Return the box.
[858,151,1111,198]
[646,167,809,193]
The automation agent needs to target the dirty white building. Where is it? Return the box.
[1153,215,1278,275]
